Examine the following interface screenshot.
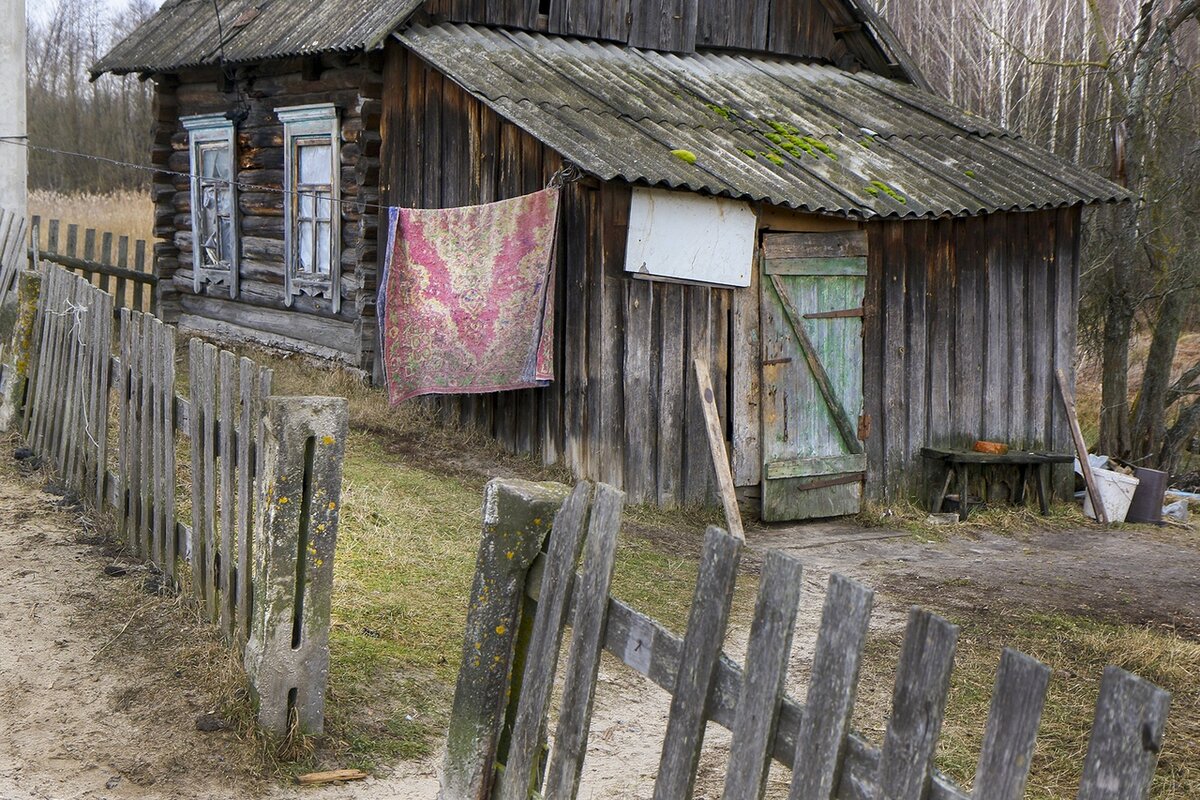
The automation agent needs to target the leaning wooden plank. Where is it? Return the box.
[878,608,960,800]
[722,550,804,800]
[188,338,206,599]
[789,573,875,800]
[495,482,593,800]
[653,526,743,800]
[236,356,255,645]
[160,321,177,581]
[1075,667,1171,800]
[1055,369,1108,525]
[693,357,745,541]
[973,649,1050,800]
[544,483,625,800]
[217,349,237,639]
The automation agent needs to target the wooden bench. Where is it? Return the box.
[921,447,1074,521]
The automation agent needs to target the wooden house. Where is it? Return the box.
[93,0,1127,519]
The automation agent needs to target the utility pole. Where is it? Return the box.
[0,0,27,220]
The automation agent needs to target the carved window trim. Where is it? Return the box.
[279,103,341,314]
[182,113,239,298]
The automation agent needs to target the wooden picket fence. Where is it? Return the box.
[28,215,155,315]
[3,253,348,736]
[443,480,1172,800]
[0,207,28,309]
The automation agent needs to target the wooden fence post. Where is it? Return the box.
[440,478,572,800]
[0,270,41,431]
[243,395,349,736]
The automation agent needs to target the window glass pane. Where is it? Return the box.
[316,222,331,275]
[298,221,314,272]
[316,192,332,222]
[299,191,315,221]
[298,142,332,184]
[217,186,233,216]
[219,218,235,266]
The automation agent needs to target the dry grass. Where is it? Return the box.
[28,189,154,248]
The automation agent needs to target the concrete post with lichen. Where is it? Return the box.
[243,395,348,736]
[0,270,41,432]
[440,478,570,800]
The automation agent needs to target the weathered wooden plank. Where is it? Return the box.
[236,357,255,644]
[543,483,625,800]
[188,339,206,596]
[767,274,863,456]
[982,214,1010,444]
[878,608,960,800]
[765,453,867,480]
[93,290,115,512]
[125,313,143,547]
[926,219,954,456]
[657,283,686,508]
[722,550,803,800]
[22,262,55,441]
[653,526,742,800]
[496,482,593,800]
[789,574,875,800]
[55,277,83,483]
[598,184,628,488]
[116,310,132,535]
[1050,208,1080,494]
[550,0,603,38]
[599,0,633,40]
[683,285,714,505]
[903,221,929,491]
[1006,213,1029,449]
[694,357,744,540]
[139,316,155,559]
[1075,666,1171,800]
[1026,212,1052,449]
[955,217,985,443]
[218,349,237,638]
[628,0,698,52]
[697,0,769,49]
[973,648,1050,800]
[763,231,868,260]
[764,257,869,277]
[160,320,177,581]
[1055,369,1108,525]
[623,277,655,504]
[731,263,761,487]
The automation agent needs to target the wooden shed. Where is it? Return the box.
[93,0,1127,519]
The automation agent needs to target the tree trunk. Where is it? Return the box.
[1130,286,1190,464]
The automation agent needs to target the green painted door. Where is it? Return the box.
[760,231,867,522]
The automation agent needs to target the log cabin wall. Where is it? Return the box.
[381,43,732,508]
[150,54,384,368]
[861,207,1081,502]
[420,0,844,58]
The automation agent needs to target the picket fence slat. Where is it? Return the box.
[879,609,961,800]
[723,550,804,800]
[973,648,1050,800]
[218,349,237,638]
[790,574,875,800]
[161,320,178,582]
[139,317,154,557]
[544,483,625,800]
[1076,666,1171,800]
[91,289,115,509]
[654,526,743,800]
[236,357,255,643]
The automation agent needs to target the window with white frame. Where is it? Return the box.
[182,113,239,297]
[278,103,341,313]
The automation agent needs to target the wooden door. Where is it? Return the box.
[760,231,867,521]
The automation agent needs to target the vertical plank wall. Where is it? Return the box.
[862,207,1081,502]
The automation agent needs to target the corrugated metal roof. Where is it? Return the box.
[92,0,423,76]
[398,23,1129,219]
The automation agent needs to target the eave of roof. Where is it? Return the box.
[397,23,1130,219]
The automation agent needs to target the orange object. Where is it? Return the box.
[973,440,1009,455]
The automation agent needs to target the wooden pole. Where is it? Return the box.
[693,357,745,541]
[1055,369,1109,525]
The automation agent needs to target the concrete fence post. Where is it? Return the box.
[243,395,348,736]
[440,478,571,800]
[0,269,41,431]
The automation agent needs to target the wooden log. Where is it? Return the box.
[495,482,593,800]
[1075,666,1171,800]
[722,550,804,800]
[693,357,745,541]
[972,649,1050,800]
[653,526,742,800]
[1055,369,1108,524]
[543,484,625,800]
[789,573,875,800]
[878,608,960,800]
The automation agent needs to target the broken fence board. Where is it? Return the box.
[653,526,742,800]
[722,550,804,800]
[973,648,1050,800]
[1076,667,1171,800]
[544,483,625,800]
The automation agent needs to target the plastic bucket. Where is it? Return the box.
[1127,467,1168,524]
[1083,468,1140,524]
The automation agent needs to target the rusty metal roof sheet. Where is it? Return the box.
[398,23,1129,219]
[92,0,423,76]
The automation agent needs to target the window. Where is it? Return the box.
[181,114,239,297]
[279,103,341,313]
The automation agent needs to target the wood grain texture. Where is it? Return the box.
[218,349,237,639]
[731,265,761,487]
[628,0,699,52]
[693,357,744,541]
[496,482,592,800]
[544,483,625,800]
[973,649,1050,800]
[878,608,960,800]
[653,526,742,800]
[1076,667,1171,800]
[722,550,803,800]
[789,574,874,800]
[188,338,206,599]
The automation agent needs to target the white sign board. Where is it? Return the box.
[624,187,757,288]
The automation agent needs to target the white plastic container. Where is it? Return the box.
[1083,468,1140,523]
